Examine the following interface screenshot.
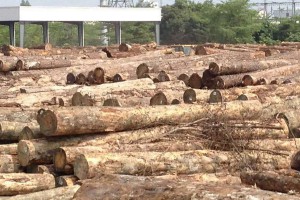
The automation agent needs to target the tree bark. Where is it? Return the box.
[5,185,80,200]
[17,126,175,166]
[242,64,300,86]
[0,61,17,72]
[0,155,21,173]
[0,144,17,155]
[38,100,262,137]
[240,170,300,193]
[0,173,55,196]
[211,74,245,89]
[74,149,289,180]
[209,59,297,76]
[18,126,43,140]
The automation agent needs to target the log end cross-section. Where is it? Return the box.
[38,109,58,137]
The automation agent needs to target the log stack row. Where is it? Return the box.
[0,42,300,199]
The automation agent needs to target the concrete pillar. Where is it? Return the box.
[77,21,84,47]
[115,21,121,45]
[155,22,160,45]
[8,22,16,46]
[42,22,49,44]
[19,21,25,48]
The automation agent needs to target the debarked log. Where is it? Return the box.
[38,100,263,137]
[0,173,55,196]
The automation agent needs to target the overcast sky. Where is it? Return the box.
[0,0,298,10]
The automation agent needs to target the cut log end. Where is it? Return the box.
[212,77,225,89]
[150,92,168,106]
[237,94,248,101]
[0,60,3,71]
[177,73,189,86]
[208,62,220,75]
[183,89,196,104]
[54,148,67,172]
[18,140,32,166]
[19,126,34,140]
[208,90,222,103]
[243,75,255,86]
[171,99,180,105]
[16,59,24,71]
[66,73,76,85]
[74,154,89,180]
[38,110,57,136]
[72,92,83,106]
[93,67,105,84]
[113,74,125,82]
[188,73,202,89]
[103,99,121,107]
[157,71,170,82]
[136,63,149,79]
[75,73,86,85]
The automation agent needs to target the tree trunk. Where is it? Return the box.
[0,61,17,72]
[6,185,80,200]
[0,173,55,196]
[240,170,300,194]
[0,155,21,173]
[188,73,202,89]
[211,74,245,89]
[242,64,300,86]
[54,140,205,172]
[0,108,38,123]
[17,126,175,166]
[38,100,262,137]
[74,149,289,180]
[55,175,79,187]
[0,143,17,155]
[209,59,297,76]
[18,126,43,140]
[0,121,39,141]
[16,59,71,70]
[275,109,300,137]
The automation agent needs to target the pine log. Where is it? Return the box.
[0,155,21,173]
[0,108,37,123]
[157,70,172,82]
[112,73,129,82]
[0,121,39,141]
[73,173,300,200]
[136,63,149,79]
[208,89,223,103]
[209,59,297,76]
[195,45,219,55]
[5,185,80,200]
[0,173,55,196]
[0,61,17,72]
[150,91,182,105]
[54,140,205,172]
[188,73,202,89]
[17,126,175,166]
[26,164,56,174]
[240,170,300,193]
[16,59,71,70]
[74,150,290,179]
[177,73,189,86]
[275,110,300,137]
[66,73,76,85]
[0,144,17,155]
[19,126,42,140]
[56,175,78,187]
[38,100,262,137]
[211,74,245,89]
[92,67,105,84]
[242,64,300,86]
[155,80,188,90]
[201,69,216,88]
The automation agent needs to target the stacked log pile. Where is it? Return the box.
[0,42,300,199]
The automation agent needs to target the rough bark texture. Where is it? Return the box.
[0,121,39,141]
[16,59,71,70]
[0,144,18,155]
[240,170,300,193]
[0,173,55,196]
[5,185,80,200]
[38,100,262,137]
[55,175,79,187]
[0,155,21,173]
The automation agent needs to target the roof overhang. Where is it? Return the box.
[0,6,161,22]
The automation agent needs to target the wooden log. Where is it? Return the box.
[112,73,129,82]
[102,98,121,107]
[136,63,149,79]
[155,80,188,90]
[188,73,202,89]
[273,110,300,137]
[201,69,216,88]
[73,173,299,200]
[54,140,205,172]
[6,185,80,200]
[243,64,300,86]
[75,73,87,85]
[66,73,76,85]
[92,67,105,84]
[209,59,297,76]
[17,126,175,166]
[19,126,42,140]
[0,173,55,196]
[56,175,78,187]
[177,73,189,86]
[38,100,262,137]
[119,43,132,52]
[0,108,37,123]
[16,59,71,70]
[26,164,56,174]
[0,155,21,173]
[0,61,17,72]
[74,149,289,179]
[0,144,17,155]
[0,121,39,141]
[240,170,300,194]
[211,74,245,89]
[195,45,219,55]
[157,70,171,82]
[149,92,167,105]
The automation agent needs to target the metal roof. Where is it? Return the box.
[0,6,161,22]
